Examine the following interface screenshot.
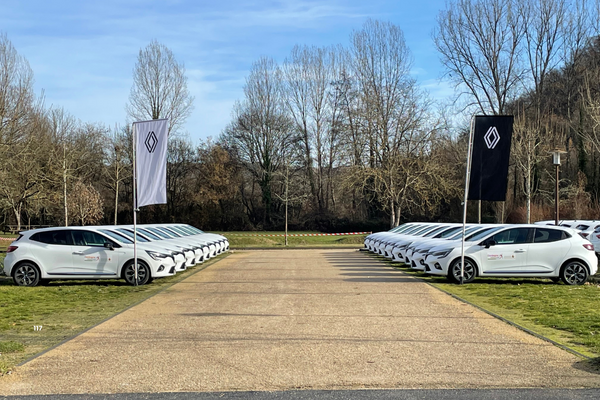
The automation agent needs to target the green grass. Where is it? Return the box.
[217,231,368,248]
[375,255,600,360]
[0,255,228,374]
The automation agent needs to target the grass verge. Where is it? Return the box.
[218,231,368,248]
[371,254,600,362]
[0,253,228,375]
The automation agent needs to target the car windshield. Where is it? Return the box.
[411,225,434,235]
[170,226,190,236]
[575,224,589,230]
[467,226,505,242]
[137,228,162,240]
[399,225,423,235]
[99,229,134,244]
[447,227,477,241]
[161,227,184,237]
[114,228,150,243]
[146,227,173,239]
[423,226,448,237]
[391,224,414,233]
[436,226,461,238]
[417,226,442,236]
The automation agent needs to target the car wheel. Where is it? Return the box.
[12,262,41,287]
[448,258,477,284]
[560,261,588,285]
[122,261,151,286]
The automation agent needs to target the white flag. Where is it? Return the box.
[134,119,169,208]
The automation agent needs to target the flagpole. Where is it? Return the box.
[132,123,138,286]
[460,115,476,284]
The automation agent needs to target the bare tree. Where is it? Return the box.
[68,180,104,226]
[0,118,48,230]
[127,40,194,134]
[166,136,196,220]
[434,0,525,114]
[223,57,297,227]
[0,33,46,230]
[350,19,436,227]
[283,45,343,213]
[102,125,132,225]
[47,109,106,225]
[0,33,37,145]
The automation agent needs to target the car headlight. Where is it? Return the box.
[430,248,453,259]
[146,250,170,261]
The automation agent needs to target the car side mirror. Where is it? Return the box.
[104,242,114,251]
[483,239,496,249]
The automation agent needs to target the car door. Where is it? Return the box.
[525,228,572,273]
[477,228,533,275]
[70,230,121,276]
[30,230,74,275]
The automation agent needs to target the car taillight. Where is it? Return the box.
[6,246,18,253]
[582,233,589,238]
[583,244,594,251]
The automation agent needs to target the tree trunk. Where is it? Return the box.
[63,163,68,226]
[114,179,119,225]
[12,203,22,232]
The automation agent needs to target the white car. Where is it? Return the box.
[3,227,177,287]
[406,225,497,270]
[150,224,226,257]
[114,226,199,268]
[392,224,461,263]
[364,223,417,252]
[96,227,188,271]
[572,221,600,240]
[141,225,213,261]
[423,225,597,285]
[376,223,439,256]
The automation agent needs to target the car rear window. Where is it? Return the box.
[31,230,74,245]
[534,228,570,243]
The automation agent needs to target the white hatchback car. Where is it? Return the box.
[3,227,178,286]
[423,225,597,285]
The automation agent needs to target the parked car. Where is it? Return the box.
[364,223,417,252]
[406,225,504,270]
[573,221,600,240]
[423,225,597,285]
[3,227,178,287]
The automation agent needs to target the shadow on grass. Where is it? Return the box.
[0,275,130,287]
[573,357,600,375]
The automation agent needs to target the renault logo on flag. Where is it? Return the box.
[484,126,500,149]
[145,131,158,153]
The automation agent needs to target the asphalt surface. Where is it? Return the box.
[0,249,599,397]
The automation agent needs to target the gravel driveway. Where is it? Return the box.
[0,249,598,395]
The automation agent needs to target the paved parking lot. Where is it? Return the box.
[0,249,598,395]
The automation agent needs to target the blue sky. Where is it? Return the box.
[1,0,452,142]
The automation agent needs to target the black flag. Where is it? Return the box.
[468,115,513,201]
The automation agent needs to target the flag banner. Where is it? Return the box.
[134,119,169,208]
[468,115,513,201]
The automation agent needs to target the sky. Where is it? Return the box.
[0,0,453,143]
